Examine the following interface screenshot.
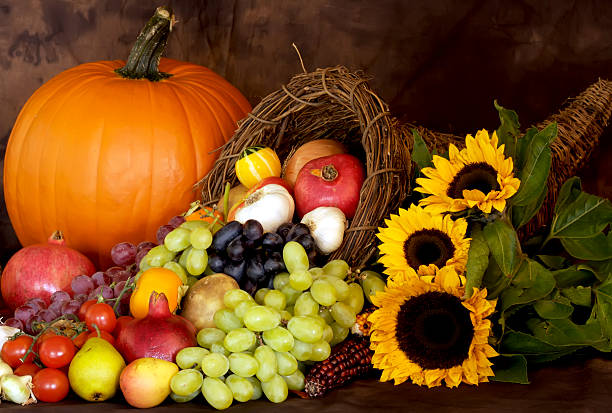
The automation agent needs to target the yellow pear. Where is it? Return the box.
[120,357,179,408]
[68,337,126,402]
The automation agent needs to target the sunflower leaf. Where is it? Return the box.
[561,233,612,261]
[561,286,592,307]
[464,225,489,298]
[583,260,612,280]
[500,258,555,312]
[515,127,538,173]
[511,183,547,229]
[537,255,567,270]
[555,176,582,215]
[553,266,598,288]
[483,219,521,277]
[494,100,520,160]
[532,317,608,349]
[510,123,556,207]
[534,299,574,319]
[491,354,529,384]
[410,129,433,170]
[500,330,564,354]
[550,190,612,239]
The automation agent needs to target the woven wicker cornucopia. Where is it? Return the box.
[197,66,411,268]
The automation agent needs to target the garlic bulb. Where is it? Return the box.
[0,360,12,378]
[1,374,36,405]
[301,207,347,255]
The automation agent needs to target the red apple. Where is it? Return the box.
[294,154,364,218]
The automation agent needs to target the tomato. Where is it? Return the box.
[1,335,35,368]
[14,362,41,377]
[72,330,89,348]
[85,302,117,333]
[78,299,97,321]
[37,331,58,347]
[113,315,134,337]
[32,368,70,402]
[39,335,76,369]
[87,330,115,346]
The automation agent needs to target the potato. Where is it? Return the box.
[180,273,239,330]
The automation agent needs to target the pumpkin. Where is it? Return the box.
[282,139,346,187]
[235,146,282,188]
[3,7,251,269]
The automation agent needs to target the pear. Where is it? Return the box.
[120,357,179,408]
[68,337,126,402]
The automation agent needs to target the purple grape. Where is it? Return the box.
[39,308,59,323]
[111,242,137,266]
[14,305,37,323]
[71,275,95,295]
[137,241,157,253]
[156,225,175,244]
[3,318,23,330]
[74,294,88,304]
[61,300,81,316]
[112,270,131,284]
[92,271,111,287]
[89,286,113,301]
[105,266,124,278]
[24,298,47,312]
[28,314,45,334]
[50,290,71,304]
[168,215,186,228]
[24,318,36,335]
[113,281,127,298]
[135,248,151,267]
[48,300,65,316]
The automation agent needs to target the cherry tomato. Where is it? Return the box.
[14,362,41,377]
[39,335,76,369]
[1,335,35,368]
[72,330,90,348]
[113,315,134,337]
[87,330,115,346]
[32,368,70,402]
[37,331,58,347]
[85,303,117,333]
[78,299,97,321]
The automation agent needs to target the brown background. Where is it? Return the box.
[1,0,611,263]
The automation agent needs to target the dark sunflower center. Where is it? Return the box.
[395,291,474,370]
[403,229,455,269]
[446,162,500,198]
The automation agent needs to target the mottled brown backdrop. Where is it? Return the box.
[1,0,611,263]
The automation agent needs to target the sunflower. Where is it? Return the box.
[368,266,498,388]
[415,129,521,214]
[376,205,470,277]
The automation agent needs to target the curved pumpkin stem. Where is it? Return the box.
[116,6,175,81]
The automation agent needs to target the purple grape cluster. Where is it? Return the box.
[4,292,83,334]
[155,215,186,245]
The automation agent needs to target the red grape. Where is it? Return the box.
[137,241,156,253]
[28,314,45,334]
[60,300,81,316]
[48,300,65,316]
[4,318,24,330]
[168,215,186,228]
[88,286,113,301]
[113,281,126,298]
[50,291,71,304]
[112,270,131,284]
[14,306,37,323]
[104,266,123,278]
[71,275,95,295]
[156,225,174,244]
[25,298,46,312]
[39,309,59,323]
[135,248,151,267]
[91,271,111,287]
[73,294,88,304]
[110,242,137,266]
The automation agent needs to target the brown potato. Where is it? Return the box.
[180,273,239,330]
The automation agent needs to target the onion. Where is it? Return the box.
[1,374,36,405]
[283,139,346,187]
[301,207,347,255]
[0,360,13,378]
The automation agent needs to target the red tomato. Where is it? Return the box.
[1,335,35,368]
[113,315,134,337]
[85,303,117,333]
[37,331,58,347]
[32,368,70,402]
[87,330,115,346]
[72,330,89,348]
[14,362,41,377]
[78,299,97,321]
[39,335,76,369]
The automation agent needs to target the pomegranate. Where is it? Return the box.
[294,154,365,218]
[1,231,95,310]
[117,292,197,363]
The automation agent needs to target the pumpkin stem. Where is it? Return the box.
[115,6,175,81]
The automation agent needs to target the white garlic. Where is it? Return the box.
[301,207,347,255]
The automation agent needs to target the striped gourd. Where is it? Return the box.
[235,146,282,188]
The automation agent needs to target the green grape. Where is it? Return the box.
[228,353,259,377]
[310,340,331,361]
[287,316,324,343]
[323,276,350,301]
[282,242,309,274]
[318,307,334,325]
[190,227,213,250]
[139,255,152,271]
[164,227,192,252]
[180,220,209,231]
[186,247,208,276]
[275,351,298,376]
[342,282,365,313]
[261,374,288,403]
[331,302,357,328]
[202,353,230,378]
[254,345,278,382]
[329,322,349,346]
[210,342,230,357]
[146,245,177,267]
[243,305,281,331]
[294,292,319,317]
[202,377,233,410]
[225,374,254,402]
[186,276,199,287]
[234,300,257,320]
[310,315,328,329]
[170,369,203,396]
[197,328,227,348]
[245,376,263,400]
[272,273,290,290]
[176,346,210,370]
[360,270,386,303]
[289,270,313,291]
[224,289,254,310]
[214,309,243,332]
[282,369,305,391]
[310,279,337,306]
[290,339,312,361]
[170,389,200,403]
[262,326,295,352]
[280,285,301,306]
[163,261,188,284]
[254,288,270,305]
[223,328,256,353]
[280,310,292,323]
[323,260,350,279]
[309,267,324,279]
[179,246,192,268]
[263,290,286,311]
[322,324,333,342]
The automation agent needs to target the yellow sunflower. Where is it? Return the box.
[368,266,498,388]
[376,205,470,277]
[415,129,521,214]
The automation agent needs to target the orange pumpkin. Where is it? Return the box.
[3,7,251,268]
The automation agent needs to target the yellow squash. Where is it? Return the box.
[235,146,282,188]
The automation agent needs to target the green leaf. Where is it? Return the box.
[511,183,547,229]
[410,129,433,171]
[553,266,597,288]
[561,232,612,261]
[594,276,612,345]
[483,220,521,277]
[500,259,556,312]
[554,176,582,215]
[532,318,607,348]
[537,255,567,270]
[500,330,563,354]
[511,123,556,207]
[584,260,612,280]
[534,299,573,319]
[561,286,592,307]
[491,355,529,384]
[551,191,612,238]
[515,127,538,173]
[494,100,520,160]
[527,348,581,363]
[464,225,489,298]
